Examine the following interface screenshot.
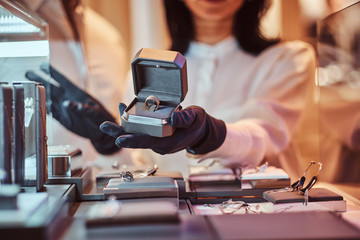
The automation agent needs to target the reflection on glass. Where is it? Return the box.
[0,0,50,189]
[0,7,40,33]
[316,2,360,182]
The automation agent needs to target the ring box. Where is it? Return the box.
[121,48,188,137]
[48,146,82,177]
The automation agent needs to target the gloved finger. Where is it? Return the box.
[66,101,114,121]
[119,102,127,116]
[40,63,50,75]
[25,71,63,98]
[42,65,82,95]
[100,121,127,138]
[115,134,155,149]
[25,70,50,88]
[171,106,205,129]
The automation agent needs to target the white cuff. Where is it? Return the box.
[197,120,267,167]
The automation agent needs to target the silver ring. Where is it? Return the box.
[120,171,134,182]
[145,95,160,111]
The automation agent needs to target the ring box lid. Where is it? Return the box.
[131,48,188,104]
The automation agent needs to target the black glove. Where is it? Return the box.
[25,64,119,155]
[100,103,227,155]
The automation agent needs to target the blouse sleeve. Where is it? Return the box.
[201,41,316,167]
[84,7,129,120]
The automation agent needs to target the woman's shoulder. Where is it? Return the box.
[253,41,316,70]
[260,40,315,59]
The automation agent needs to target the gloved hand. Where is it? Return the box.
[100,103,227,155]
[25,64,119,155]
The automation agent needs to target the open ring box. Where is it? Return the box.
[121,48,188,137]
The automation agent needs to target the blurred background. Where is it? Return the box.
[84,0,359,65]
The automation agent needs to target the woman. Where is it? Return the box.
[101,0,316,179]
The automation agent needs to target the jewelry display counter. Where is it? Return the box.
[1,163,360,240]
[58,173,360,240]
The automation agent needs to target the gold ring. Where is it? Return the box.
[145,95,160,111]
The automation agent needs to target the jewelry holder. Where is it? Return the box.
[121,48,188,137]
[103,176,179,208]
[0,83,13,184]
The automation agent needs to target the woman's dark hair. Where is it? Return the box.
[163,0,279,55]
[62,0,80,40]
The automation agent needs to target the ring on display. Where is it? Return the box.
[145,95,160,111]
[120,171,134,182]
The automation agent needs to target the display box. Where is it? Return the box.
[103,176,179,206]
[12,83,25,186]
[47,146,82,177]
[18,81,48,191]
[121,48,188,137]
[0,83,13,184]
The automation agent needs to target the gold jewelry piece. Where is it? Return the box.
[145,95,160,111]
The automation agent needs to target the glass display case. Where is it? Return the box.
[0,0,50,189]
[316,1,360,182]
[0,1,49,78]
